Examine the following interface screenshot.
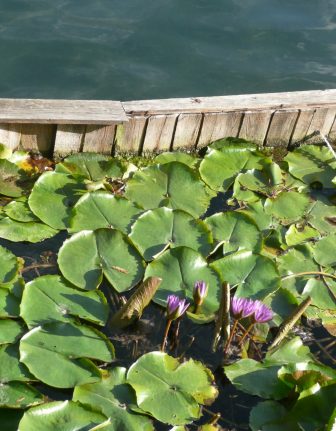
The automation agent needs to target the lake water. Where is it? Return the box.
[0,0,335,101]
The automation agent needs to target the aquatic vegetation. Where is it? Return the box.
[0,139,335,430]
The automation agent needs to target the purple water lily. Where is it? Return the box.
[231,296,256,319]
[252,300,273,323]
[193,280,208,311]
[166,295,190,321]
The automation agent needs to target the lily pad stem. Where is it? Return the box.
[224,318,238,356]
[161,319,172,352]
[238,323,254,346]
[282,271,336,282]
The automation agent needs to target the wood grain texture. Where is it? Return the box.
[114,116,147,153]
[123,89,336,115]
[20,124,56,155]
[329,116,336,143]
[290,109,315,144]
[82,124,116,154]
[172,113,203,149]
[0,124,21,150]
[142,114,178,152]
[238,110,273,145]
[197,111,244,147]
[0,99,127,124]
[265,110,299,147]
[307,107,336,136]
[53,125,86,156]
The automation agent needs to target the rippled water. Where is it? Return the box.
[0,0,335,100]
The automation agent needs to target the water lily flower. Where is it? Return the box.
[166,295,190,321]
[193,280,208,311]
[252,300,273,323]
[231,296,256,319]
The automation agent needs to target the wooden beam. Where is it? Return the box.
[0,99,127,125]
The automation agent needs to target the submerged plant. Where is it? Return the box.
[161,294,189,352]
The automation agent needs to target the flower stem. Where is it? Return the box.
[223,319,238,356]
[238,323,254,346]
[161,319,172,352]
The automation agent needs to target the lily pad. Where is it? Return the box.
[213,250,280,299]
[0,319,25,344]
[250,401,298,431]
[125,162,215,218]
[155,152,198,167]
[0,245,20,286]
[0,159,29,198]
[264,191,310,224]
[73,367,154,431]
[233,163,284,196]
[20,321,115,388]
[285,224,319,247]
[4,199,39,222]
[18,400,107,431]
[28,172,87,229]
[69,191,143,234]
[20,275,109,328]
[145,247,222,318]
[58,229,145,292]
[56,152,126,181]
[0,218,58,243]
[285,145,336,188]
[205,211,262,253]
[312,234,336,267]
[306,201,336,234]
[127,352,218,425]
[0,287,21,317]
[130,208,213,260]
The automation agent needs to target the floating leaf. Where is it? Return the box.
[213,251,280,299]
[58,229,145,292]
[69,191,143,234]
[250,401,298,431]
[285,145,336,187]
[0,319,25,344]
[0,287,21,317]
[145,247,221,319]
[20,322,115,388]
[56,152,126,181]
[264,191,310,224]
[240,201,274,231]
[28,172,87,229]
[233,163,284,196]
[0,245,20,286]
[110,276,162,328]
[130,208,213,260]
[155,152,198,167]
[20,275,108,329]
[125,162,215,218]
[18,400,107,431]
[205,211,261,253]
[73,367,154,431]
[306,201,336,234]
[0,343,33,382]
[0,218,58,243]
[4,199,39,222]
[285,224,319,247]
[312,234,336,267]
[0,159,29,198]
[127,352,218,425]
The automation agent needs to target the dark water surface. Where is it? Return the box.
[0,0,335,100]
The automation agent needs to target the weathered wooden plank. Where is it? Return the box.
[172,113,203,149]
[53,125,86,156]
[238,110,273,145]
[123,89,336,115]
[20,124,56,155]
[142,114,178,152]
[0,99,127,124]
[81,125,116,154]
[197,111,244,147]
[290,109,315,144]
[0,124,21,150]
[307,107,336,136]
[114,116,147,154]
[265,110,299,147]
[329,116,336,143]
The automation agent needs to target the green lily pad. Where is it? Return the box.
[306,201,336,235]
[0,218,58,243]
[20,275,109,329]
[312,234,336,267]
[69,191,143,234]
[0,381,44,409]
[199,142,267,192]
[28,172,87,229]
[145,247,222,318]
[233,163,284,196]
[127,352,218,425]
[213,251,280,299]
[0,343,33,383]
[155,152,198,167]
[285,145,336,188]
[125,162,215,218]
[73,367,154,431]
[130,208,213,260]
[20,321,115,388]
[0,159,29,198]
[205,211,262,253]
[0,245,20,286]
[0,287,21,317]
[285,224,319,247]
[4,199,39,222]
[264,191,310,224]
[18,400,107,431]
[56,152,126,181]
[250,401,299,431]
[240,201,274,231]
[0,319,25,344]
[58,229,145,292]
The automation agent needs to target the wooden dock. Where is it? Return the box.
[0,89,335,156]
